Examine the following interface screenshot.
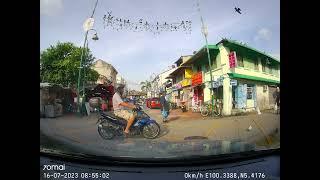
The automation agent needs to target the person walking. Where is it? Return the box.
[273,86,280,114]
[160,91,170,122]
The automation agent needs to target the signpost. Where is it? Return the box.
[212,81,220,88]
[230,79,237,86]
[228,51,237,68]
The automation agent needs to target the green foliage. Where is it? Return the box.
[40,42,99,87]
[140,80,152,92]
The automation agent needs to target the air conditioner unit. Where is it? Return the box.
[263,85,268,92]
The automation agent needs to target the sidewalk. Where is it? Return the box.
[40,108,280,158]
[146,108,279,143]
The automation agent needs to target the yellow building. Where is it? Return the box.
[166,56,193,108]
[184,39,280,115]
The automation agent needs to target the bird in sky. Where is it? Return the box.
[235,7,242,14]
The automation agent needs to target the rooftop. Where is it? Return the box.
[92,59,118,74]
[217,39,280,62]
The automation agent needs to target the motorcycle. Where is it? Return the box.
[169,102,177,110]
[180,101,187,112]
[96,107,161,139]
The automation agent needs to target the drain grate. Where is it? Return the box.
[184,136,208,140]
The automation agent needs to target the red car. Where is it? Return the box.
[150,97,161,109]
[146,97,161,109]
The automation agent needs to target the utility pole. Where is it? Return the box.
[197,0,214,115]
[77,0,99,115]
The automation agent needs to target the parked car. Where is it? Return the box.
[149,97,161,109]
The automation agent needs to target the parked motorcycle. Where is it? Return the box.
[180,101,187,112]
[96,107,161,139]
[169,102,177,110]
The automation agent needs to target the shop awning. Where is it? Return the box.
[228,73,280,84]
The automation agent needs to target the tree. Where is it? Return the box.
[40,42,99,87]
[140,80,152,93]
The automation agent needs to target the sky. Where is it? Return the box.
[40,0,280,90]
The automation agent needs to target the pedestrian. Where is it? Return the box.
[160,91,170,122]
[273,86,280,114]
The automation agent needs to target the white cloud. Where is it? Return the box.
[40,0,63,16]
[254,28,272,41]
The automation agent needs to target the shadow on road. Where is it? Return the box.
[157,124,170,138]
[167,116,180,122]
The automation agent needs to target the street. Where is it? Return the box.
[40,107,279,158]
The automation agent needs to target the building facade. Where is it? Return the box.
[166,56,193,109]
[91,59,118,86]
[183,39,280,115]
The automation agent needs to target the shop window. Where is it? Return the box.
[268,64,273,74]
[254,60,259,71]
[261,59,266,72]
[236,54,244,67]
[211,56,217,69]
[247,85,254,99]
[273,65,279,76]
[197,65,202,72]
[205,64,209,72]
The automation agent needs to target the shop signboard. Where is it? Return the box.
[211,81,221,88]
[228,51,237,68]
[230,79,237,86]
[176,83,182,89]
[217,76,224,83]
[173,83,182,90]
[181,79,191,87]
[192,72,203,86]
[213,81,219,88]
[172,91,179,96]
[185,69,193,79]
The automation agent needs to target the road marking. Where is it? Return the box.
[204,122,217,137]
[251,119,272,145]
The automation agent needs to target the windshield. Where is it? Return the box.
[40,0,280,160]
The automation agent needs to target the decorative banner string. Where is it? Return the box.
[103,11,192,35]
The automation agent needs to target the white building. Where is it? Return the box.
[150,66,177,97]
[91,59,118,86]
[116,74,126,85]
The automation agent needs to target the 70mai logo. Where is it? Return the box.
[43,164,65,171]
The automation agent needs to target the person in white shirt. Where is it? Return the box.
[112,84,137,136]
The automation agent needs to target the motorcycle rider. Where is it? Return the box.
[112,84,138,136]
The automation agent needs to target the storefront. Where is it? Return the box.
[191,72,204,106]
[171,83,182,105]
[229,76,279,112]
[181,79,192,109]
[192,85,204,106]
[232,81,257,110]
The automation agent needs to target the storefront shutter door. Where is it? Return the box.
[253,85,257,108]
[236,84,247,109]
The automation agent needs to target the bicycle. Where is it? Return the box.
[191,100,203,113]
[200,100,223,117]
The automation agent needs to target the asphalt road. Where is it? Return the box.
[40,108,280,158]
